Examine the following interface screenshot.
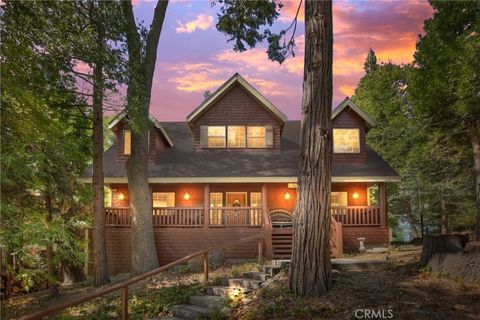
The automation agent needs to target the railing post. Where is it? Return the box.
[258,238,263,264]
[204,184,210,228]
[122,287,128,320]
[203,252,209,282]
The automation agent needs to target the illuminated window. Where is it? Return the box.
[209,192,223,225]
[227,126,246,148]
[152,192,175,207]
[250,192,262,225]
[333,129,360,153]
[207,126,226,148]
[123,130,131,155]
[250,192,262,207]
[247,126,266,148]
[331,192,347,207]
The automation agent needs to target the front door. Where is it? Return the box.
[225,192,247,225]
[226,192,247,207]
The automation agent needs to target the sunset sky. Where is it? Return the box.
[132,0,434,121]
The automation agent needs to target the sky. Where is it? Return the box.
[132,0,434,121]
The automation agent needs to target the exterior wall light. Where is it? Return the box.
[184,192,190,200]
[352,192,359,199]
[284,192,291,200]
[118,192,125,201]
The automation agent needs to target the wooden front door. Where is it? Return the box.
[225,192,247,225]
[226,192,247,207]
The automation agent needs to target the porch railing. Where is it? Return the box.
[209,207,262,227]
[330,206,381,226]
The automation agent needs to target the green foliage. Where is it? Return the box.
[364,48,378,74]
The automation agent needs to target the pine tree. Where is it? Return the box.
[364,48,378,74]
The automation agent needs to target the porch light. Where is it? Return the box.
[352,192,359,199]
[184,192,190,200]
[284,192,291,200]
[118,192,125,201]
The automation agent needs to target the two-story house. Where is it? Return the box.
[83,73,400,275]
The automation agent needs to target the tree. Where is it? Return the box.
[120,0,169,274]
[215,0,334,296]
[364,48,377,74]
[411,0,480,238]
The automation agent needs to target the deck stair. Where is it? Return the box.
[156,261,287,319]
[271,231,293,259]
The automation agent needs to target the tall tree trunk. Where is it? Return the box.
[289,0,333,297]
[406,205,420,239]
[45,194,59,297]
[121,0,168,274]
[92,63,109,286]
[472,122,480,240]
[440,198,449,234]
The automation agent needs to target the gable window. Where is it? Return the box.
[152,192,175,207]
[333,128,360,153]
[227,126,246,148]
[207,126,226,148]
[123,130,132,155]
[247,126,266,148]
[331,192,347,207]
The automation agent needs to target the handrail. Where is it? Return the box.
[20,231,269,320]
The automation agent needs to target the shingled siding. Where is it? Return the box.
[332,107,367,163]
[92,227,262,275]
[191,85,283,149]
[342,226,390,250]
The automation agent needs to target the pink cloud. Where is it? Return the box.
[176,14,214,34]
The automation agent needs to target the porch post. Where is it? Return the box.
[379,183,387,228]
[262,184,273,259]
[204,184,210,228]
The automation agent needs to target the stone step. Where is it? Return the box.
[263,265,282,275]
[189,295,225,309]
[210,286,250,297]
[172,304,209,319]
[242,271,271,281]
[272,259,291,267]
[228,278,262,289]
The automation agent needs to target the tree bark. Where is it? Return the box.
[289,0,333,297]
[406,205,420,239]
[45,194,59,297]
[471,122,480,240]
[92,62,109,286]
[440,198,449,234]
[419,234,468,266]
[121,0,168,274]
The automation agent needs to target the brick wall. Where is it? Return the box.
[191,85,283,149]
[332,107,367,163]
[342,226,389,250]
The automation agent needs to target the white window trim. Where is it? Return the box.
[333,128,361,154]
[207,126,226,148]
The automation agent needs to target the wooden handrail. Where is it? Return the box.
[20,231,268,320]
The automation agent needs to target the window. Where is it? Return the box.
[227,126,246,148]
[333,129,360,153]
[152,192,175,207]
[209,192,223,225]
[123,130,131,155]
[250,192,262,225]
[250,192,262,207]
[207,126,226,148]
[247,126,266,148]
[331,192,347,207]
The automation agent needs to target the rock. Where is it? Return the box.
[242,298,252,305]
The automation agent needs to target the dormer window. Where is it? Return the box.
[207,126,226,148]
[227,126,246,148]
[333,128,360,153]
[123,130,131,155]
[247,126,266,148]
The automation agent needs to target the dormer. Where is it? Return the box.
[108,113,173,163]
[186,73,287,150]
[332,97,376,163]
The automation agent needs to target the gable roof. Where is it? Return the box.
[332,97,376,128]
[108,112,174,147]
[186,73,288,123]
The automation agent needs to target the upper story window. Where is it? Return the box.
[333,128,360,153]
[123,130,131,155]
[152,192,175,207]
[227,126,246,148]
[207,126,226,148]
[247,126,266,148]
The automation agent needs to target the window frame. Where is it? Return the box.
[247,126,267,148]
[152,192,175,208]
[331,191,348,207]
[333,128,361,154]
[123,130,132,155]
[227,126,246,148]
[207,126,226,148]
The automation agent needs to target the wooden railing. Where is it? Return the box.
[152,207,204,227]
[330,206,381,226]
[209,207,262,227]
[105,207,131,226]
[330,217,344,257]
[20,232,269,320]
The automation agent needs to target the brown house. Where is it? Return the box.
[82,73,400,275]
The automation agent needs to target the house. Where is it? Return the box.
[82,73,400,275]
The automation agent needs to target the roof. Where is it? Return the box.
[186,73,288,123]
[108,112,174,147]
[333,97,377,129]
[82,121,400,183]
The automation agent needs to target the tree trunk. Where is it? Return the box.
[419,234,468,266]
[471,122,480,240]
[92,63,109,286]
[406,205,420,239]
[45,194,59,297]
[440,198,449,234]
[121,0,168,274]
[289,0,333,297]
